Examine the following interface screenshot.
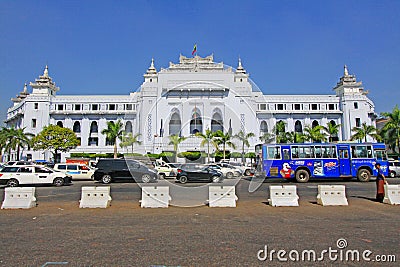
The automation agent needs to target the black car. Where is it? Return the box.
[176,164,223,184]
[93,159,158,184]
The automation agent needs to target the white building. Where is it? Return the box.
[4,54,376,162]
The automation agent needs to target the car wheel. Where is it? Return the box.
[226,172,233,179]
[179,176,188,184]
[295,169,310,183]
[212,176,220,183]
[53,177,64,187]
[389,171,396,178]
[101,174,112,184]
[357,169,371,182]
[142,174,151,183]
[159,173,166,179]
[245,169,251,176]
[7,178,19,187]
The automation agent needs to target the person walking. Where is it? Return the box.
[375,163,388,202]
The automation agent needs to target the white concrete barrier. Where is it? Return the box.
[1,187,37,209]
[268,185,299,207]
[79,186,112,208]
[140,186,171,208]
[208,186,238,207]
[317,185,348,206]
[383,184,400,205]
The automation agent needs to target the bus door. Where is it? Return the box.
[338,148,351,176]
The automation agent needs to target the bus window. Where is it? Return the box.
[291,146,299,159]
[374,149,387,161]
[283,149,290,160]
[314,146,322,158]
[267,146,281,159]
[298,146,312,158]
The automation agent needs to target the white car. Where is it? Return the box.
[53,163,95,180]
[154,159,182,179]
[0,165,72,187]
[218,162,254,176]
[206,164,242,179]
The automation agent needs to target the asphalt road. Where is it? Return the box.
[0,177,399,267]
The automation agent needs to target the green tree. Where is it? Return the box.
[381,106,400,153]
[0,127,34,161]
[350,122,380,143]
[119,133,141,154]
[195,129,217,163]
[31,125,79,163]
[234,130,255,163]
[303,125,328,143]
[101,120,124,158]
[323,122,341,142]
[214,130,237,160]
[259,132,275,144]
[274,121,287,143]
[168,134,187,162]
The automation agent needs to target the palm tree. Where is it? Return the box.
[259,132,275,144]
[101,120,124,158]
[234,130,255,163]
[323,122,341,142]
[381,106,400,153]
[195,129,217,163]
[0,127,33,161]
[287,131,306,143]
[303,125,328,143]
[119,133,141,154]
[350,122,380,143]
[168,134,187,162]
[274,121,287,143]
[214,130,236,160]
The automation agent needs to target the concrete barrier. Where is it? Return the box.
[317,185,348,206]
[1,187,37,209]
[79,186,112,208]
[208,186,238,207]
[140,186,171,208]
[383,184,400,205]
[268,185,299,207]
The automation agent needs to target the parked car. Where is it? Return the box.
[388,160,400,178]
[154,159,182,179]
[207,163,242,179]
[223,161,254,176]
[176,164,223,184]
[93,158,158,184]
[53,163,95,180]
[0,165,72,187]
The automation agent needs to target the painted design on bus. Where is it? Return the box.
[280,163,294,178]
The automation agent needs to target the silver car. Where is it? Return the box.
[388,161,400,178]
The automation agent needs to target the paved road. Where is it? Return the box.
[0,178,399,266]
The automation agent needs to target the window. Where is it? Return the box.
[354,102,358,109]
[355,118,361,127]
[57,121,63,128]
[292,146,313,158]
[294,104,301,110]
[283,149,290,160]
[74,104,81,111]
[32,119,37,128]
[277,104,284,110]
[73,121,81,133]
[374,149,387,160]
[18,167,32,173]
[57,104,64,111]
[259,104,267,110]
[328,104,335,110]
[311,104,318,110]
[35,167,50,173]
[267,146,281,159]
[34,103,39,110]
[351,145,373,158]
[92,104,98,111]
[67,165,78,170]
[109,104,116,110]
[126,104,133,110]
[57,165,67,170]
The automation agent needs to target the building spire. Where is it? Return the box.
[23,83,28,93]
[235,57,246,74]
[146,58,157,74]
[44,65,49,77]
[344,65,349,76]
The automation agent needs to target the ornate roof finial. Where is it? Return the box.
[238,57,242,68]
[23,83,28,93]
[151,58,155,68]
[44,65,49,77]
[344,65,349,76]
[236,57,246,74]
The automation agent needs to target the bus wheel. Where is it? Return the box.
[295,169,310,183]
[357,169,371,182]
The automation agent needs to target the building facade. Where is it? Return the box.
[4,54,376,162]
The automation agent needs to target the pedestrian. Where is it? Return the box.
[375,163,388,202]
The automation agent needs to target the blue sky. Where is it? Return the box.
[1,0,399,125]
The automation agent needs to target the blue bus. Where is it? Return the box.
[255,143,388,182]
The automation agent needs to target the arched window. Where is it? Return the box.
[190,109,202,134]
[57,121,63,128]
[73,121,81,133]
[295,120,303,133]
[211,112,223,132]
[125,121,133,133]
[169,112,181,136]
[90,121,98,133]
[260,121,268,135]
[312,120,319,128]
